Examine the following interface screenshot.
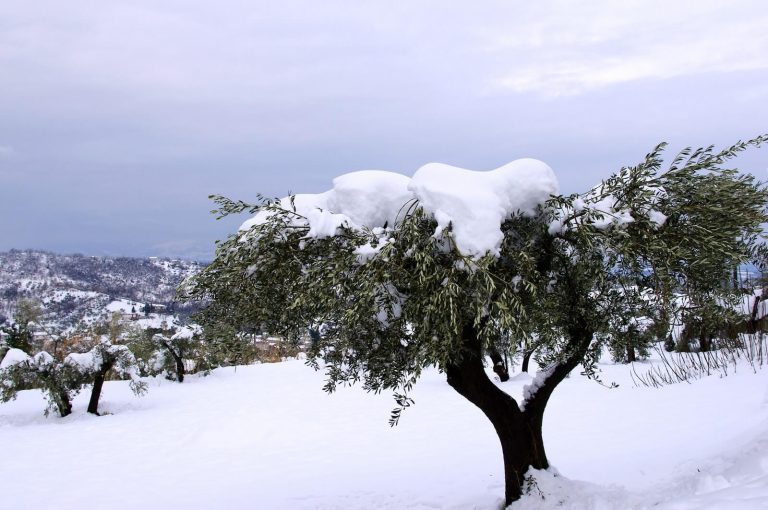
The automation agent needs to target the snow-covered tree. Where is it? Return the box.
[1,298,43,353]
[150,325,201,382]
[65,339,146,415]
[1,314,148,417]
[184,137,767,504]
[0,349,85,417]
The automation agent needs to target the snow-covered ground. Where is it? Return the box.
[1,356,767,509]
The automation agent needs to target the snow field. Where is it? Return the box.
[1,357,767,509]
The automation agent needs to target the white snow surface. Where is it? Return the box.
[105,299,143,313]
[409,159,558,257]
[0,348,30,368]
[239,170,412,238]
[240,160,558,258]
[63,351,98,371]
[1,355,768,509]
[171,324,202,340]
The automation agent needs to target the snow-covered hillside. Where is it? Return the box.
[0,250,205,330]
[1,355,766,509]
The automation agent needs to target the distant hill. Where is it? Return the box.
[0,249,206,331]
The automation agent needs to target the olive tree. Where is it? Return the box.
[0,349,85,417]
[65,340,146,415]
[150,326,201,382]
[183,137,766,505]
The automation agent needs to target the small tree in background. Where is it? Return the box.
[597,287,656,363]
[1,298,43,353]
[150,326,201,382]
[0,349,86,417]
[184,137,767,504]
[65,340,146,415]
[198,321,262,369]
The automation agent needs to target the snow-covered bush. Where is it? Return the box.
[0,348,86,417]
[148,325,202,382]
[0,298,43,354]
[65,339,147,415]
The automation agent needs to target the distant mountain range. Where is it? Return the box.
[0,249,207,331]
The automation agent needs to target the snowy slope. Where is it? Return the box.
[0,250,205,330]
[0,357,767,509]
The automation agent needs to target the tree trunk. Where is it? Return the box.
[174,355,185,383]
[87,361,114,415]
[699,329,711,352]
[88,372,105,415]
[54,389,72,417]
[521,348,533,373]
[626,344,636,363]
[675,333,690,353]
[446,325,548,505]
[488,347,510,382]
[162,342,185,383]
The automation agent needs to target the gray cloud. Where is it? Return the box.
[0,0,766,259]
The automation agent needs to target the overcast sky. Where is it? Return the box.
[1,1,766,260]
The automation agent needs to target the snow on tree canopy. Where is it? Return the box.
[64,352,98,372]
[171,325,201,341]
[239,160,558,258]
[0,348,30,369]
[239,170,412,237]
[32,351,54,366]
[409,159,558,257]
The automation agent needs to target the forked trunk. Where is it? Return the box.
[446,325,548,504]
[162,342,185,383]
[446,321,594,505]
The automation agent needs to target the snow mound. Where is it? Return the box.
[0,348,31,368]
[410,159,558,257]
[64,352,98,371]
[240,159,558,258]
[240,171,412,238]
[172,325,201,340]
[328,170,413,229]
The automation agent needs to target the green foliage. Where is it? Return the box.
[2,323,32,353]
[123,328,161,377]
[183,137,768,414]
[197,322,262,369]
[1,298,44,353]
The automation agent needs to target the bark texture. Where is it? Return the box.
[446,321,594,505]
[161,341,185,383]
[87,360,115,415]
[87,372,105,415]
[446,325,546,504]
[488,347,510,382]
